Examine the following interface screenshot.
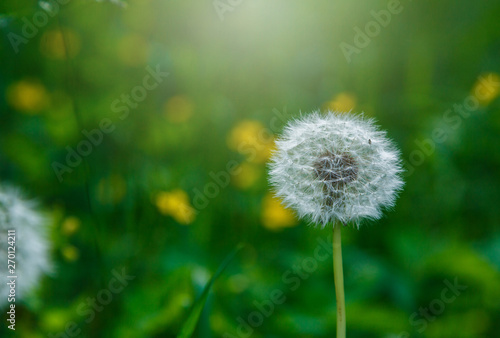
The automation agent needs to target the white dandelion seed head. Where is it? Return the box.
[0,186,51,308]
[268,111,404,228]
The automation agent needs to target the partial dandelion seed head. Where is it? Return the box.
[268,111,404,227]
[0,186,51,308]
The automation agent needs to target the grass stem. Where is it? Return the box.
[333,223,346,338]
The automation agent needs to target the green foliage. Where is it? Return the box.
[1,0,500,337]
[178,244,243,338]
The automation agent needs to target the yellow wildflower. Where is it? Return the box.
[6,79,49,114]
[324,92,357,112]
[156,189,196,225]
[261,193,297,231]
[471,73,500,106]
[227,120,274,163]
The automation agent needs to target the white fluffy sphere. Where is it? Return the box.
[269,111,404,227]
[0,187,50,308]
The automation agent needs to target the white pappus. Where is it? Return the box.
[268,111,404,227]
[0,186,51,308]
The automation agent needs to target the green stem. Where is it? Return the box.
[333,223,346,338]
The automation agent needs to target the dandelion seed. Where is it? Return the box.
[0,186,51,308]
[269,110,404,227]
[268,110,404,337]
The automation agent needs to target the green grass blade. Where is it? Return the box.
[177,244,244,338]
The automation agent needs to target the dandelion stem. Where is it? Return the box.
[333,223,346,338]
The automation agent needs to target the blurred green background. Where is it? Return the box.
[1,0,500,337]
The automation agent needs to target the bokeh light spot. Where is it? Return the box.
[155,189,196,225]
[227,120,274,163]
[261,193,298,231]
[471,73,500,106]
[6,79,49,114]
[61,245,80,262]
[61,216,80,236]
[324,92,357,112]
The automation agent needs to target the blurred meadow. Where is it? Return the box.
[1,0,500,337]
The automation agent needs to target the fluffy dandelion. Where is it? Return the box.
[0,186,51,309]
[268,111,404,337]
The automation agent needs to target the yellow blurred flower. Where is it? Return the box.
[61,245,79,262]
[324,92,357,112]
[97,175,127,205]
[6,79,49,114]
[233,163,261,189]
[227,120,274,163]
[61,216,80,236]
[261,193,297,231]
[156,189,196,225]
[164,95,194,123]
[117,33,150,66]
[40,29,81,60]
[471,73,500,106]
